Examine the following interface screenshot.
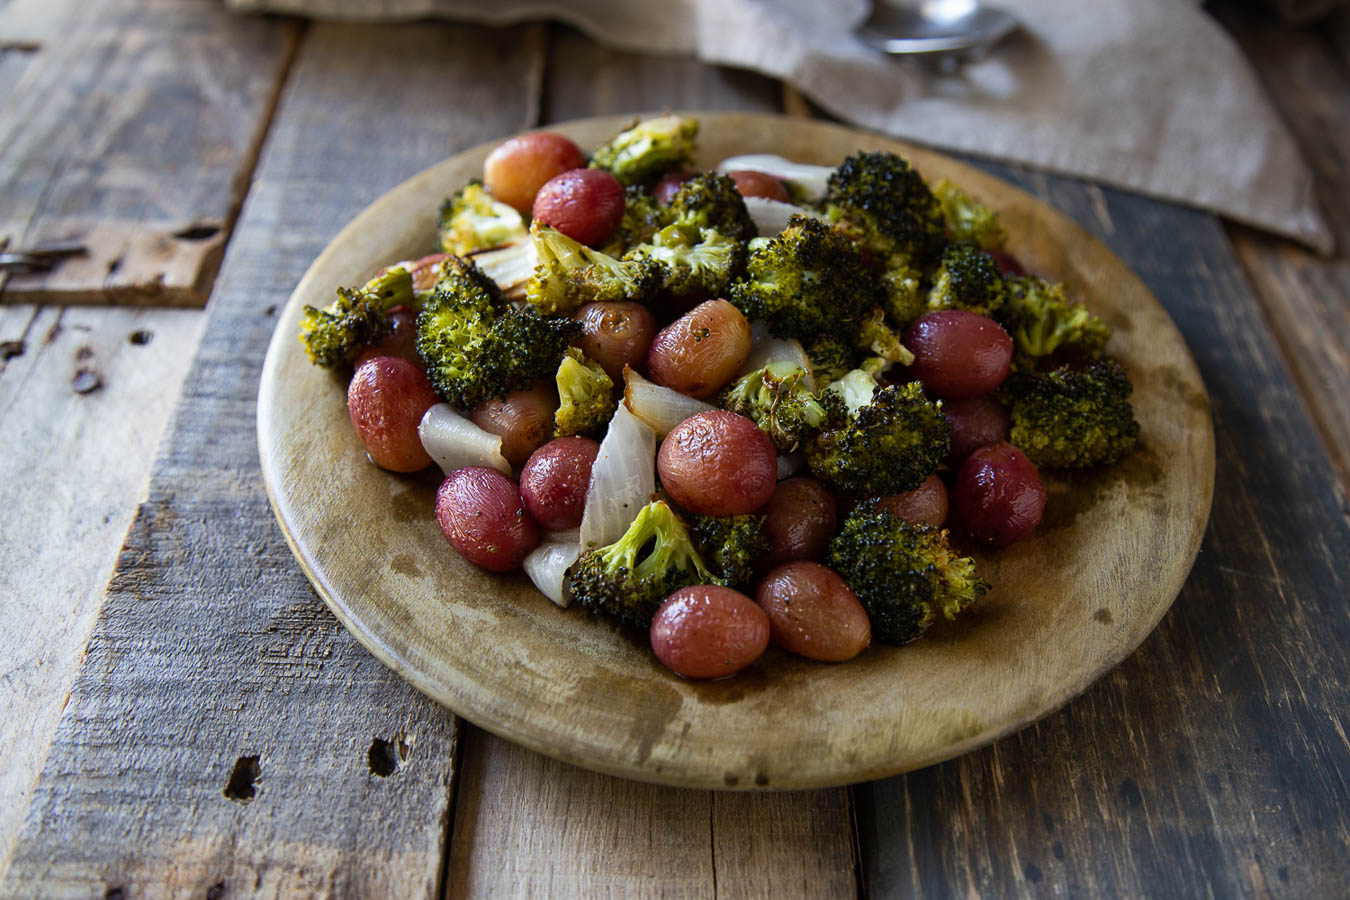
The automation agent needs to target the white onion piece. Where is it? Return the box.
[777,452,806,480]
[469,240,535,301]
[716,154,834,200]
[579,403,656,551]
[741,196,827,237]
[523,542,580,608]
[738,335,816,390]
[622,367,715,437]
[418,403,510,476]
[544,527,580,545]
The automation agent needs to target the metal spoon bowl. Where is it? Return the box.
[858,0,1019,57]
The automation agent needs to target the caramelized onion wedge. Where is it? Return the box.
[622,366,715,437]
[418,403,510,476]
[524,541,580,608]
[468,239,536,301]
[741,197,828,237]
[579,403,656,551]
[715,154,834,200]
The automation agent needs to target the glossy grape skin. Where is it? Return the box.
[953,441,1046,546]
[653,170,695,205]
[944,395,1011,467]
[435,466,540,571]
[469,383,559,467]
[988,248,1026,277]
[650,586,770,679]
[756,477,838,570]
[658,410,778,516]
[755,562,871,662]
[347,356,439,472]
[904,310,1014,399]
[519,437,601,531]
[355,306,420,368]
[532,169,626,247]
[646,299,752,399]
[725,169,790,202]
[574,301,657,382]
[875,473,948,528]
[483,132,586,213]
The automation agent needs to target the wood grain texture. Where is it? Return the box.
[1212,3,1350,492]
[0,303,205,883]
[0,0,298,307]
[855,163,1350,898]
[0,21,544,898]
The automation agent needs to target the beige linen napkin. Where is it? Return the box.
[227,0,1333,251]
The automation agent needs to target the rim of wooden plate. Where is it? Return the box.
[258,112,1215,790]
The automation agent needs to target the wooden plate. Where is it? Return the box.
[257,113,1214,790]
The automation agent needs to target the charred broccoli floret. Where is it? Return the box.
[808,368,950,495]
[437,181,527,256]
[926,241,1008,318]
[1006,359,1140,468]
[719,361,833,453]
[525,223,665,315]
[554,348,616,438]
[687,513,770,587]
[601,185,667,255]
[624,222,746,303]
[730,215,878,341]
[853,306,915,367]
[665,172,757,245]
[589,115,699,187]
[805,334,859,385]
[824,151,947,268]
[300,267,415,369]
[416,256,579,409]
[563,499,719,627]
[827,502,989,645]
[999,275,1110,364]
[932,179,1006,251]
[880,259,924,327]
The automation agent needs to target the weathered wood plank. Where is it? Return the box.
[0,303,205,882]
[0,21,544,897]
[441,26,855,899]
[857,164,1350,897]
[0,0,299,307]
[1212,3,1350,492]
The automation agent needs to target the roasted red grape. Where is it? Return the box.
[483,132,586,213]
[658,410,777,516]
[519,436,600,531]
[469,383,559,467]
[756,477,838,570]
[944,395,1012,467]
[532,169,626,246]
[755,562,871,662]
[650,586,770,679]
[875,473,948,528]
[653,169,695,205]
[355,306,420,369]
[574,301,657,383]
[647,299,751,399]
[435,466,540,571]
[988,248,1026,277]
[347,356,439,472]
[952,441,1046,546]
[904,310,1013,399]
[725,169,790,202]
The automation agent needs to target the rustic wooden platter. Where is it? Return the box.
[257,112,1214,790]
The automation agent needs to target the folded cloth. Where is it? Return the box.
[226,0,1333,251]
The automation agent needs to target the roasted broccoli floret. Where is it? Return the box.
[926,241,1008,318]
[416,256,579,409]
[624,222,746,303]
[808,368,950,495]
[730,215,878,340]
[554,348,616,438]
[879,259,924,327]
[589,115,699,187]
[719,360,833,453]
[827,501,989,645]
[437,181,527,255]
[932,178,1006,251]
[853,306,915,367]
[601,185,667,255]
[563,500,719,627]
[805,334,859,386]
[999,275,1110,364]
[824,151,947,268]
[665,172,757,245]
[300,267,415,369]
[687,513,770,586]
[525,223,665,315]
[1006,359,1140,468]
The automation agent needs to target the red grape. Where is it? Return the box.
[355,306,420,369]
[952,441,1046,546]
[944,395,1011,467]
[725,170,790,202]
[658,410,777,516]
[469,383,559,467]
[532,168,626,246]
[574,301,657,383]
[875,473,948,528]
[756,477,837,570]
[519,437,600,531]
[647,299,751,399]
[904,310,1013,399]
[347,356,439,472]
[653,170,695,205]
[755,562,871,662]
[483,132,586,213]
[988,248,1026,277]
[650,586,770,679]
[435,466,540,571]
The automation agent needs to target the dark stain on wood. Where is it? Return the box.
[128,329,153,345]
[0,339,24,361]
[223,755,260,805]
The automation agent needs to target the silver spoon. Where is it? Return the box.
[857,0,1019,58]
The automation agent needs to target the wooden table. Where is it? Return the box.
[2,1,1347,896]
